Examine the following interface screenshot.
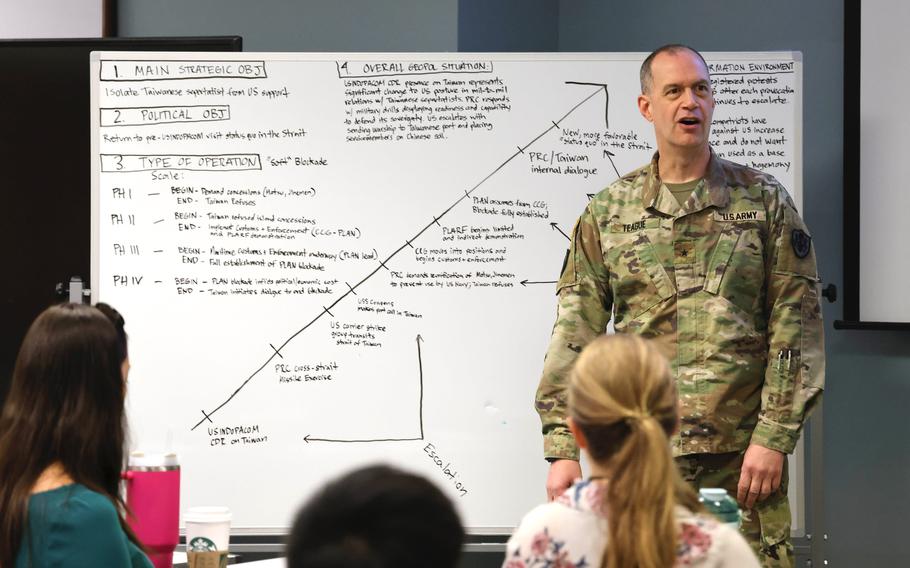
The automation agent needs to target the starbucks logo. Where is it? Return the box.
[188,536,217,552]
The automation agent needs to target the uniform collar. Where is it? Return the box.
[642,149,730,217]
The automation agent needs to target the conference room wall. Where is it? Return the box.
[118,0,458,52]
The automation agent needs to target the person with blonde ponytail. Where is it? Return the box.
[505,335,759,568]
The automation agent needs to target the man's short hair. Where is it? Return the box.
[640,44,710,94]
[287,465,464,568]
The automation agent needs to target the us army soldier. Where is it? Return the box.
[536,45,824,567]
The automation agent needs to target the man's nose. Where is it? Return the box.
[681,88,698,107]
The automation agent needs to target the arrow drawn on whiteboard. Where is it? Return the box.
[303,434,423,443]
[520,279,558,287]
[565,81,609,128]
[603,149,622,179]
[190,85,610,431]
[416,333,425,439]
[303,334,425,444]
[549,222,570,241]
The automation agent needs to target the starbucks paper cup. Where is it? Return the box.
[185,506,231,552]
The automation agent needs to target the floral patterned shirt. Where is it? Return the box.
[503,479,759,568]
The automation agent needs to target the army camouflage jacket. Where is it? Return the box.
[536,151,825,459]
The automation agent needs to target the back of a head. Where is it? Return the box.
[569,334,700,568]
[1,303,127,473]
[95,301,128,363]
[569,334,677,440]
[0,303,129,565]
[287,465,464,568]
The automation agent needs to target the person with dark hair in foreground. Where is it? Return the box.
[287,465,464,568]
[509,335,759,568]
[0,303,151,567]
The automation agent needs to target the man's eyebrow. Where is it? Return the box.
[663,79,710,91]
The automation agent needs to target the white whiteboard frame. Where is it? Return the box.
[90,50,805,535]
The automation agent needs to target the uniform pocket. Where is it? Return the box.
[604,226,674,321]
[704,225,740,294]
[704,222,766,316]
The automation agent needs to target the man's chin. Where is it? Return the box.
[665,137,710,152]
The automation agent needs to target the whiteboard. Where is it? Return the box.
[90,51,803,533]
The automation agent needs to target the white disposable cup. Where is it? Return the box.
[184,506,231,552]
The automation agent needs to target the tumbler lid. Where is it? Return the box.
[699,488,729,501]
[128,451,179,469]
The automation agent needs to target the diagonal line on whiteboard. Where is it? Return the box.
[190,86,607,431]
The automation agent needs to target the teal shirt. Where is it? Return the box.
[16,484,152,568]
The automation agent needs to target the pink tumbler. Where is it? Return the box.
[123,452,180,568]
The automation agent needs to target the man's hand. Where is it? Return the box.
[737,444,785,509]
[546,459,581,501]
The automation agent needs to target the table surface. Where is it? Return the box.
[173,551,287,567]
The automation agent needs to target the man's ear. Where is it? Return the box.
[568,416,588,450]
[638,93,653,122]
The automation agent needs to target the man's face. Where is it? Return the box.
[638,49,715,153]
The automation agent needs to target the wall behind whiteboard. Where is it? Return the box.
[0,0,105,38]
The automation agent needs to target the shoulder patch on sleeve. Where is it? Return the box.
[774,206,818,279]
[791,228,811,258]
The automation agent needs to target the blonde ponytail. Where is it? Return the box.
[568,334,702,568]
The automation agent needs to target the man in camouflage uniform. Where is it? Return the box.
[536,45,824,567]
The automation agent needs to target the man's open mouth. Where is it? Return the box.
[679,117,700,125]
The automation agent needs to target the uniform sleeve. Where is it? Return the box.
[50,492,136,568]
[752,189,825,454]
[535,205,612,460]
